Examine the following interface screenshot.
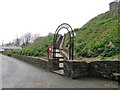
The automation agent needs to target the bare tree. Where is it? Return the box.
[19,36,25,46]
[31,33,40,42]
[8,32,40,47]
[24,32,32,45]
[5,42,12,46]
[14,38,20,46]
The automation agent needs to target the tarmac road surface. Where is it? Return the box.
[0,54,119,88]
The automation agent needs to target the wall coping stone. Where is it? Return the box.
[65,60,87,63]
[13,54,48,62]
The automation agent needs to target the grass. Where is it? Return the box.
[64,11,119,59]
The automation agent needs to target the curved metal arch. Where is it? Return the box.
[54,23,74,40]
[55,23,73,34]
[54,27,72,60]
[53,23,75,60]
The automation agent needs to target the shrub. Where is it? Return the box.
[34,51,40,56]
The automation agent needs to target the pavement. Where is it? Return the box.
[0,54,119,88]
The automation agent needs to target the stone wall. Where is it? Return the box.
[64,60,120,80]
[64,60,88,79]
[12,54,49,71]
[11,55,120,80]
[89,61,120,80]
[12,54,60,71]
[48,59,59,71]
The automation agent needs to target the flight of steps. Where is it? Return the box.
[53,34,65,75]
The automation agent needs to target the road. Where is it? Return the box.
[0,54,119,88]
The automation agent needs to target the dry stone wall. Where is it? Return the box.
[64,60,120,80]
[64,60,88,79]
[48,59,59,71]
[11,55,120,80]
[89,61,120,80]
[12,54,49,71]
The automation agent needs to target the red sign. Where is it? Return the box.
[48,46,53,59]
[48,46,52,54]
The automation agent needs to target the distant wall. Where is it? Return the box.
[11,54,60,71]
[12,54,49,71]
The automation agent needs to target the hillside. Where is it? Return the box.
[64,11,119,59]
[4,34,53,58]
[5,11,119,60]
[22,34,53,57]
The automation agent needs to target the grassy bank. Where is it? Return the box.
[4,11,120,61]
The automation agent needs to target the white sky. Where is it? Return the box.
[0,0,113,45]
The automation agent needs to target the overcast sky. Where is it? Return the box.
[0,0,113,45]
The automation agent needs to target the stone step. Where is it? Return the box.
[54,57,64,59]
[59,63,64,67]
[53,70,64,76]
[59,61,64,63]
[59,67,64,69]
[52,52,60,53]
